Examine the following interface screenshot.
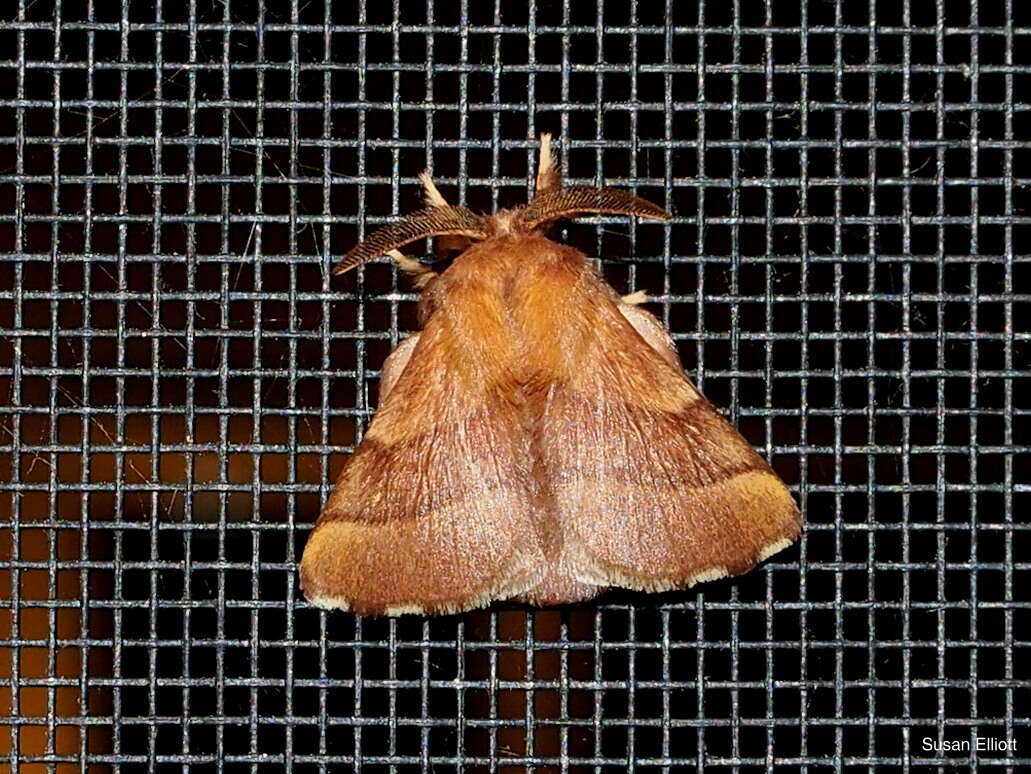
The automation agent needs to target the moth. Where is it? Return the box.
[300,135,801,616]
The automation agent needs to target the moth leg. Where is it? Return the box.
[379,333,420,402]
[386,249,437,289]
[535,132,561,194]
[618,294,684,371]
[418,170,449,208]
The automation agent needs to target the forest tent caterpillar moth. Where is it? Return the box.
[300,135,802,616]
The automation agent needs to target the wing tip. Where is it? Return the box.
[304,592,351,612]
[757,535,798,564]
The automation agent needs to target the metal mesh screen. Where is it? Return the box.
[1,0,1028,770]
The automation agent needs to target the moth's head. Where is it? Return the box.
[332,134,671,276]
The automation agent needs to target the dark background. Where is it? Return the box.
[0,1,1028,771]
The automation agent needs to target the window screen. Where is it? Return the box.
[0,1,1027,770]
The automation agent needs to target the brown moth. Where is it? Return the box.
[300,135,801,616]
